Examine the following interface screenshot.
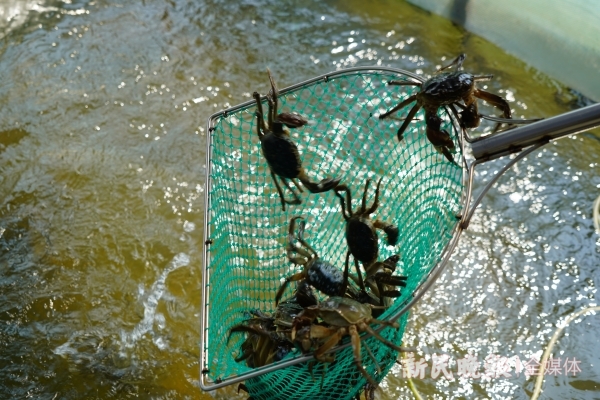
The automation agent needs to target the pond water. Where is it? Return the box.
[0,0,598,399]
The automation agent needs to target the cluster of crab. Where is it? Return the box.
[228,54,518,395]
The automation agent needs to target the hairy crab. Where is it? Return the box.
[334,178,399,294]
[228,281,318,367]
[379,53,513,163]
[228,310,293,368]
[291,296,409,386]
[275,216,345,305]
[253,69,340,210]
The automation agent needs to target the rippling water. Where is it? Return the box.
[0,0,598,399]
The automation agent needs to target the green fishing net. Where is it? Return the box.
[202,68,464,400]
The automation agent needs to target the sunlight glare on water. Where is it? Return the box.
[0,0,598,399]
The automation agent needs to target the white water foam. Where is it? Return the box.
[120,252,190,349]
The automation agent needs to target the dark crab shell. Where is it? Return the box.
[306,259,344,297]
[260,132,302,179]
[418,71,475,106]
[346,217,379,264]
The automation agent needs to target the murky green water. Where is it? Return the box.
[0,0,598,399]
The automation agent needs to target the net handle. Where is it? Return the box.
[471,102,600,161]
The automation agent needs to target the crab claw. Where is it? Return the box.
[276,112,308,129]
[440,146,458,166]
[459,103,480,129]
[298,174,342,194]
[382,254,400,270]
[383,225,399,246]
[425,114,455,150]
[375,274,407,287]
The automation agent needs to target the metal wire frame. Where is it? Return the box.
[200,66,467,391]
[199,66,600,391]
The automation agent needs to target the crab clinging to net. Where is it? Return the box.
[378,53,513,163]
[228,310,294,369]
[275,216,346,305]
[334,178,399,295]
[253,69,341,210]
[352,254,407,308]
[228,282,318,369]
[291,296,410,387]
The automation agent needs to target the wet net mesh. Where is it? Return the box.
[203,69,464,399]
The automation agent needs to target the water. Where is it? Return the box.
[0,0,598,398]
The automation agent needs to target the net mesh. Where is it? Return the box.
[203,69,464,399]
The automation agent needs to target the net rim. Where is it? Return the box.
[199,66,469,391]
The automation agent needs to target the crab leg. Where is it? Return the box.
[454,101,540,125]
[349,326,378,386]
[252,92,266,139]
[474,89,512,119]
[394,103,422,141]
[334,184,353,220]
[291,178,304,193]
[312,328,342,363]
[280,177,303,204]
[341,251,351,295]
[361,179,371,213]
[294,235,319,259]
[364,178,383,215]
[473,74,493,81]
[348,272,371,290]
[275,272,307,305]
[267,68,279,122]
[266,95,276,128]
[287,217,317,259]
[362,340,382,374]
[255,335,272,366]
[378,93,417,120]
[387,80,421,87]
[438,53,466,71]
[474,89,513,132]
[378,254,400,273]
[269,172,301,211]
[342,251,367,294]
[354,257,367,293]
[423,111,458,165]
[374,273,407,287]
[234,343,255,363]
[297,170,341,194]
[287,243,312,262]
[359,322,411,354]
[228,323,281,344]
[270,172,290,211]
[424,112,455,148]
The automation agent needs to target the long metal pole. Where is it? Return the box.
[471,102,600,161]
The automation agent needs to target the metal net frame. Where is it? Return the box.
[200,67,467,399]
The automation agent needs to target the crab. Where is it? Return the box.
[229,280,318,368]
[291,296,409,386]
[253,69,340,210]
[228,310,293,368]
[275,216,345,305]
[379,53,513,163]
[334,178,399,294]
[349,254,407,307]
